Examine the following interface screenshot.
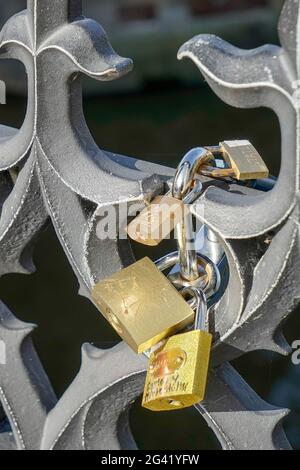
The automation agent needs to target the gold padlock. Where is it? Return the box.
[126,195,184,246]
[221,140,269,180]
[142,287,212,411]
[201,140,269,180]
[92,257,195,354]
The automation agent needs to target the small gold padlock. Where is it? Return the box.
[92,257,195,354]
[126,195,184,246]
[201,140,269,180]
[220,140,269,180]
[142,287,212,411]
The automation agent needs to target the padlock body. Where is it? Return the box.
[221,140,269,180]
[142,329,212,411]
[92,257,195,354]
[126,195,184,246]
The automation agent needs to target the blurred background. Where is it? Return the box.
[1,0,300,451]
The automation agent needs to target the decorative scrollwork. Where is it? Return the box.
[178,0,300,368]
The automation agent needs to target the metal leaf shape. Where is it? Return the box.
[0,302,56,449]
[178,2,300,374]
[41,343,290,450]
[278,0,300,72]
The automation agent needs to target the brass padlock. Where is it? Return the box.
[126,195,184,246]
[142,287,212,411]
[92,257,195,354]
[201,140,269,180]
[221,140,269,180]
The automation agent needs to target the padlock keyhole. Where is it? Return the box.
[167,399,184,408]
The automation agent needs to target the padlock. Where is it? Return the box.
[142,287,212,411]
[126,194,184,246]
[126,174,203,247]
[92,257,195,354]
[201,140,269,180]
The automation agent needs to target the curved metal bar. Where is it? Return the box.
[172,147,212,200]
[181,286,208,332]
[155,251,221,299]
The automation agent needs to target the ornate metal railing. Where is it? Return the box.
[0,0,298,450]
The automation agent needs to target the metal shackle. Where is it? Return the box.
[170,148,211,283]
[155,251,221,299]
[181,286,208,333]
[172,147,213,201]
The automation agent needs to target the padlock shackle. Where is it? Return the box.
[205,145,223,156]
[181,287,208,332]
[172,147,213,283]
[172,147,213,200]
[155,251,221,299]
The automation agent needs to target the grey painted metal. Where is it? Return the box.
[0,0,295,450]
[178,0,300,368]
[0,1,280,96]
